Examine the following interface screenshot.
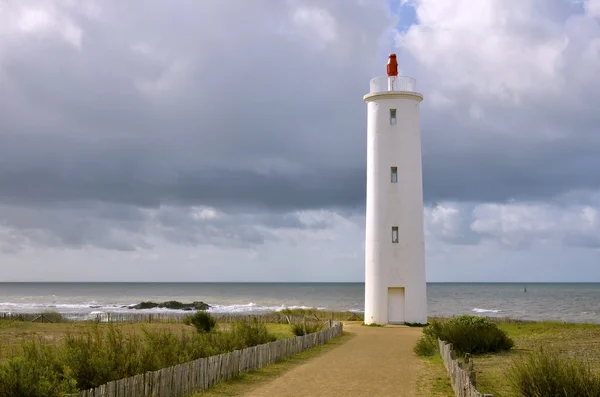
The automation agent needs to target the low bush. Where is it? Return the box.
[0,339,77,397]
[291,322,324,336]
[414,324,439,356]
[0,319,278,396]
[187,311,217,333]
[414,315,513,356]
[508,348,600,396]
[225,320,277,348]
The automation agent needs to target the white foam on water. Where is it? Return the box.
[472,308,501,313]
[207,303,325,314]
[0,301,332,316]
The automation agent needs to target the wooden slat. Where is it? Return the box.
[437,338,492,397]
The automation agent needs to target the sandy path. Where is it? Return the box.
[242,323,423,397]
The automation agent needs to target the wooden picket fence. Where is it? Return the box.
[86,312,293,324]
[1,311,363,324]
[438,339,493,397]
[64,322,343,397]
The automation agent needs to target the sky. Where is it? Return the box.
[1,0,600,282]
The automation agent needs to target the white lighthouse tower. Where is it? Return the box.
[363,54,427,325]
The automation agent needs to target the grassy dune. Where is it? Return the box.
[0,315,298,396]
[0,320,191,362]
[0,319,293,363]
[473,320,600,397]
[412,316,600,396]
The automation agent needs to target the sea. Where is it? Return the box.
[1,282,600,324]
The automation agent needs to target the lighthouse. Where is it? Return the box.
[363,54,427,325]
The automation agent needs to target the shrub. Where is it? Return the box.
[508,348,600,397]
[292,322,324,336]
[188,311,217,333]
[424,315,514,356]
[63,323,147,389]
[229,319,277,347]
[0,339,77,397]
[0,318,278,395]
[414,325,439,356]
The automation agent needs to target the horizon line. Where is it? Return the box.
[1,281,600,284]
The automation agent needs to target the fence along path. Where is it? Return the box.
[438,339,492,397]
[64,322,343,397]
[1,311,361,324]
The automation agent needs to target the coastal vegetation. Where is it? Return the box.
[185,311,217,333]
[277,308,363,321]
[474,320,600,397]
[0,313,289,396]
[291,322,324,336]
[415,316,600,397]
[508,348,600,396]
[414,315,514,357]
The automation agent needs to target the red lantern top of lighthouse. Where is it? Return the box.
[365,54,420,97]
[387,54,398,77]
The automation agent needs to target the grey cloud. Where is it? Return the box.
[2,0,600,257]
[0,0,389,214]
[401,2,600,206]
[0,202,150,251]
[422,133,600,205]
[562,233,600,249]
[425,203,482,246]
[0,202,337,251]
[427,200,600,250]
[3,0,599,216]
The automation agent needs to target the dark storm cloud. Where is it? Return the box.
[1,0,600,254]
[4,0,600,217]
[422,130,600,205]
[0,0,388,213]
[0,200,337,252]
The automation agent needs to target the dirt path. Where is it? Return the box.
[241,323,423,397]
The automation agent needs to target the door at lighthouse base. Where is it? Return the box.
[388,287,405,324]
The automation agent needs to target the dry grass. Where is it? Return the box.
[0,320,293,363]
[471,321,600,397]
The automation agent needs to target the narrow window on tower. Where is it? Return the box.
[390,109,397,125]
[391,167,398,183]
[392,226,399,243]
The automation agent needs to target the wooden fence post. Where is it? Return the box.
[437,338,492,397]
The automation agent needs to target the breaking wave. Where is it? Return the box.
[472,308,501,313]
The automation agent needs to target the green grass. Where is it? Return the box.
[263,324,294,340]
[277,308,363,321]
[291,322,324,336]
[0,317,294,396]
[412,318,600,396]
[461,320,600,397]
[191,332,352,396]
[507,347,600,396]
[417,355,454,397]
